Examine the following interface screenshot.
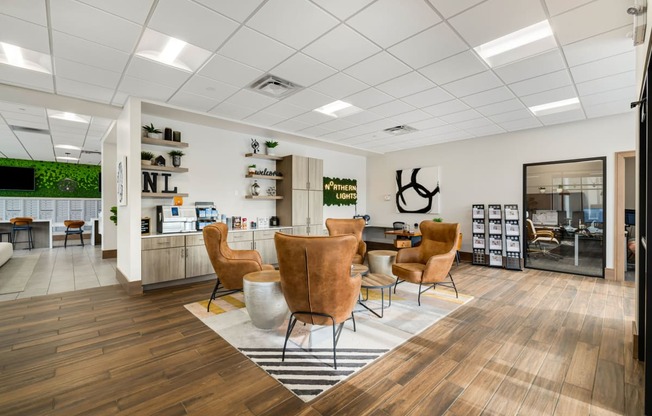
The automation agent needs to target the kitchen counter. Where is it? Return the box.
[142,226,291,239]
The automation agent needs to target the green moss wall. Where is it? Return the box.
[0,159,100,198]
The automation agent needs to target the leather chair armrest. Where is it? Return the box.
[422,251,456,281]
[231,249,264,264]
[396,246,420,263]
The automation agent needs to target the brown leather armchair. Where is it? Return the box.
[203,223,274,311]
[275,232,361,369]
[325,218,366,264]
[392,221,460,305]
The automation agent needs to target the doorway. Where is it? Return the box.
[615,151,636,281]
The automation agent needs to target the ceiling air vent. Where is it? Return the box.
[249,74,301,98]
[9,125,50,135]
[383,125,418,136]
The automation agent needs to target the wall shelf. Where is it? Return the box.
[142,192,189,198]
[245,153,282,161]
[142,137,189,148]
[142,165,189,173]
[245,195,283,200]
[245,174,282,180]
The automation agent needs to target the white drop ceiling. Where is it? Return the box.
[0,0,638,161]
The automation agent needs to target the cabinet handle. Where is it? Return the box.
[181,248,184,258]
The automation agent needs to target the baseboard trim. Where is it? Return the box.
[102,249,117,259]
[604,267,615,280]
[116,268,142,296]
[633,320,639,360]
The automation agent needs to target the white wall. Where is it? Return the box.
[141,114,366,226]
[367,112,636,269]
[100,128,117,251]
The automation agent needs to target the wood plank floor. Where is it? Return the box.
[0,263,642,415]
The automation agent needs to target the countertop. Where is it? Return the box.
[142,225,292,239]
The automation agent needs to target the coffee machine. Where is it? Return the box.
[156,205,197,234]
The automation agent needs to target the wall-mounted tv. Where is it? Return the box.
[0,166,36,191]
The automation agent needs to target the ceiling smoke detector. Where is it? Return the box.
[383,125,418,136]
[249,74,301,98]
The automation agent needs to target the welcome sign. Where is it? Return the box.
[323,177,357,206]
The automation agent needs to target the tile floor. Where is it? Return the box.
[0,245,118,302]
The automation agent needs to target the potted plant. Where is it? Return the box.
[110,206,118,225]
[248,164,256,175]
[141,151,154,165]
[265,140,279,155]
[433,217,443,222]
[142,123,162,139]
[168,150,185,167]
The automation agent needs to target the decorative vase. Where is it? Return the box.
[251,181,260,196]
[164,128,172,141]
[172,155,181,167]
[173,131,181,142]
[147,132,159,139]
[141,160,151,166]
[266,147,275,156]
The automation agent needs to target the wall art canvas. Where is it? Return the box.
[117,156,127,206]
[395,166,440,214]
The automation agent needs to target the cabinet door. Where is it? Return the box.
[292,156,310,190]
[308,225,325,236]
[230,241,253,251]
[308,158,323,191]
[255,238,277,265]
[141,247,185,284]
[185,245,214,278]
[292,190,309,225]
[308,190,323,226]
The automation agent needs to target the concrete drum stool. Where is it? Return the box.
[243,270,289,330]
[367,250,398,276]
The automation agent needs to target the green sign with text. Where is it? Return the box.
[323,177,357,206]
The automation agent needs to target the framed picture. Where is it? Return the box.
[395,166,440,213]
[117,156,127,206]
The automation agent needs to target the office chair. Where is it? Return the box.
[525,219,562,260]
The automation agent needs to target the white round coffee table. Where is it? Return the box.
[367,250,398,276]
[243,270,289,330]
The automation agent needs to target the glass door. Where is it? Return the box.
[523,157,606,277]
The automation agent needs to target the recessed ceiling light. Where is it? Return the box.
[314,100,362,118]
[135,29,211,72]
[55,144,82,151]
[529,97,581,116]
[57,156,79,161]
[48,111,90,124]
[474,20,556,67]
[0,42,52,74]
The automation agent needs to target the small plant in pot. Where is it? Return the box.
[141,151,154,165]
[142,123,162,139]
[168,150,185,167]
[248,164,256,174]
[264,140,279,155]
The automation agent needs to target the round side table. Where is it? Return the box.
[367,250,398,276]
[243,270,289,330]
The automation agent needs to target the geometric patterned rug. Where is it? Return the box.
[185,284,473,402]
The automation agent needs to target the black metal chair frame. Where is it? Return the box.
[206,278,241,311]
[393,272,458,306]
[64,224,84,248]
[12,224,33,250]
[282,311,356,369]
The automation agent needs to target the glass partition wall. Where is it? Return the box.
[523,157,606,277]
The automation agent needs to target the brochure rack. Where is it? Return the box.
[488,204,503,267]
[472,204,486,265]
[504,204,522,270]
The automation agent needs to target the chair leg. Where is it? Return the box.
[282,314,299,363]
[64,233,68,248]
[207,278,221,311]
[350,312,356,332]
[29,229,33,249]
[449,273,458,298]
[79,231,84,246]
[455,251,460,266]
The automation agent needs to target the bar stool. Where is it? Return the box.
[0,231,12,243]
[64,220,85,248]
[10,217,33,250]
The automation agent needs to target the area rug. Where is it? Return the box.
[0,254,40,294]
[185,284,473,402]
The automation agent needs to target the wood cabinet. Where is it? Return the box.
[141,236,186,284]
[252,228,291,264]
[276,155,324,235]
[185,234,213,277]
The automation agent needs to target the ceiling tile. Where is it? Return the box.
[209,101,256,119]
[223,89,278,112]
[270,53,337,87]
[448,0,546,47]
[282,89,334,110]
[391,109,431,124]
[345,88,395,109]
[149,0,239,51]
[0,132,30,159]
[1,0,47,26]
[291,111,334,126]
[52,31,130,74]
[419,51,487,85]
[0,65,54,93]
[376,72,436,98]
[427,0,485,19]
[1,113,47,128]
[520,85,577,107]
[402,87,454,107]
[318,118,356,131]
[78,152,101,165]
[273,118,313,132]
[453,117,494,130]
[508,70,572,97]
[494,50,566,85]
[303,25,382,70]
[199,54,264,88]
[112,91,129,107]
[244,111,287,126]
[179,75,239,101]
[465,124,506,136]
[570,52,635,84]
[337,110,383,125]
[423,99,470,117]
[246,0,339,49]
[411,118,447,130]
[55,78,115,104]
[367,100,416,118]
[475,98,525,116]
[443,71,503,97]
[461,87,514,107]
[219,27,296,71]
[54,57,121,89]
[0,14,50,53]
[577,71,635,97]
[579,86,635,108]
[311,0,374,20]
[300,125,333,137]
[562,26,632,67]
[193,0,266,22]
[311,73,369,99]
[347,0,441,48]
[551,0,630,45]
[262,101,308,118]
[344,52,411,86]
[50,0,141,53]
[0,101,45,116]
[439,109,483,123]
[498,117,543,131]
[15,131,55,161]
[76,0,155,24]
[118,76,178,102]
[544,0,593,16]
[538,108,585,126]
[489,109,534,123]
[126,57,193,89]
[584,99,634,119]
[388,23,468,69]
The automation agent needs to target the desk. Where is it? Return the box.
[384,229,422,248]
[0,219,52,249]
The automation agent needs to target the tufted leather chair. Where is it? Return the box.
[203,222,274,311]
[392,221,460,305]
[325,218,367,264]
[275,232,361,369]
